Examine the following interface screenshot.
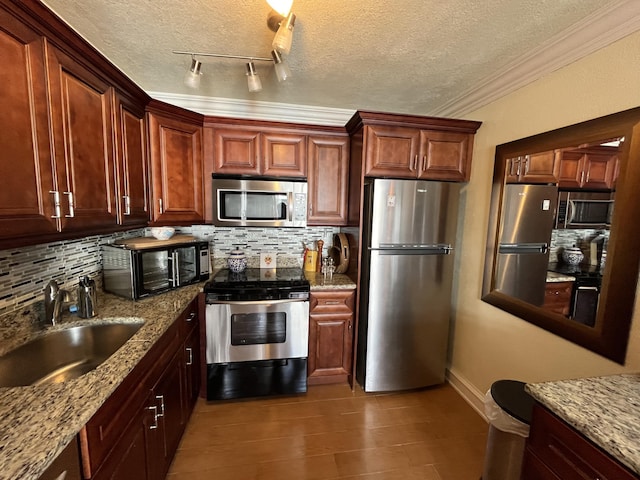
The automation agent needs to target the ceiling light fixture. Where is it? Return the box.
[271,11,296,55]
[246,62,263,93]
[183,56,202,89]
[266,0,293,17]
[271,49,291,82]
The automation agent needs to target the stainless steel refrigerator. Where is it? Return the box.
[356,178,461,392]
[494,184,558,306]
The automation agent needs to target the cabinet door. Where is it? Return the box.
[307,136,349,226]
[542,281,573,316]
[184,326,201,413]
[520,151,558,183]
[582,152,617,190]
[308,291,355,385]
[262,132,307,177]
[557,151,585,188]
[94,407,150,480]
[418,130,472,181]
[46,43,118,233]
[308,313,353,383]
[0,10,58,242]
[152,351,186,478]
[364,125,420,178]
[213,128,261,175]
[148,113,204,224]
[114,92,149,227]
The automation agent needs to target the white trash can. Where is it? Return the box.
[482,380,534,480]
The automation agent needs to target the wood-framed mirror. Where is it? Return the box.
[482,107,640,363]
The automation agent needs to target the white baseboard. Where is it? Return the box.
[446,368,488,422]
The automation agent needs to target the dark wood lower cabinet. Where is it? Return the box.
[308,290,355,385]
[522,403,638,480]
[80,297,200,480]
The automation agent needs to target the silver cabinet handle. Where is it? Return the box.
[148,405,158,429]
[580,170,585,185]
[421,155,427,172]
[156,395,165,417]
[309,204,313,216]
[49,190,61,219]
[158,198,164,214]
[412,154,418,171]
[325,301,342,305]
[516,157,522,177]
[123,195,131,215]
[186,312,196,322]
[63,191,74,218]
[186,347,193,365]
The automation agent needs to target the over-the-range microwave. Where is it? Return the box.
[555,190,615,229]
[102,240,210,299]
[212,175,307,227]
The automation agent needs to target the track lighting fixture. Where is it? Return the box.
[271,49,291,82]
[272,11,296,55]
[173,1,297,93]
[183,57,202,89]
[246,62,263,93]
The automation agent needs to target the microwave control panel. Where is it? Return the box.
[294,193,307,221]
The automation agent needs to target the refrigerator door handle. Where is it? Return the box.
[373,244,452,255]
[498,243,548,254]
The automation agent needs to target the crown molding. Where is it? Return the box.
[148,91,355,126]
[431,0,640,118]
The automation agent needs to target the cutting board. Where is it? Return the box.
[115,235,198,249]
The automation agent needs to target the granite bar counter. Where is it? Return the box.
[526,374,640,475]
[0,284,204,480]
[545,270,576,283]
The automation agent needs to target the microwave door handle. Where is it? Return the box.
[287,192,293,222]
[567,200,575,224]
[168,251,179,287]
[173,251,180,286]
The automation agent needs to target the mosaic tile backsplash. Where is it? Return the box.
[549,228,609,265]
[0,225,341,315]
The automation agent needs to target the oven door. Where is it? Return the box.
[206,299,309,364]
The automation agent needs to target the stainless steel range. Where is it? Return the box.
[204,268,310,400]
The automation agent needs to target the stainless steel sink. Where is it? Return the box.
[0,323,143,387]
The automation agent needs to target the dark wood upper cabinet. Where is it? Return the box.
[307,135,350,225]
[507,150,559,184]
[147,102,205,225]
[211,126,306,177]
[348,111,481,182]
[262,131,307,177]
[46,42,119,233]
[557,146,618,189]
[212,128,261,175]
[114,91,149,227]
[0,8,58,243]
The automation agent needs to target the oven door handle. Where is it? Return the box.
[207,298,306,306]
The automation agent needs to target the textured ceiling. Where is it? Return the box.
[42,0,623,117]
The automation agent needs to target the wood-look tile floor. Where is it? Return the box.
[167,383,488,480]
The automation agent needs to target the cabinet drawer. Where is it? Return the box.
[527,404,637,480]
[310,291,355,314]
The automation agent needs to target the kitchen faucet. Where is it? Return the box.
[43,280,71,325]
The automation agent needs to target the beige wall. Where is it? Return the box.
[450,29,640,397]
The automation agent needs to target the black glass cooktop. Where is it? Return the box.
[204,268,309,301]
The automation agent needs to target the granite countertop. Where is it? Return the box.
[0,284,203,480]
[304,272,357,290]
[526,374,640,474]
[545,271,576,283]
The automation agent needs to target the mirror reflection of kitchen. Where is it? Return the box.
[495,136,621,327]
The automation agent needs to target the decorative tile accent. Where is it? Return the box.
[0,225,343,315]
[549,228,609,265]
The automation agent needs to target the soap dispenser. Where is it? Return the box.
[78,276,97,318]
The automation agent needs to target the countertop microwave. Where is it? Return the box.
[212,175,307,228]
[555,190,614,229]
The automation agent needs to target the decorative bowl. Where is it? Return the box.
[227,248,247,273]
[150,227,175,240]
[562,247,584,266]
